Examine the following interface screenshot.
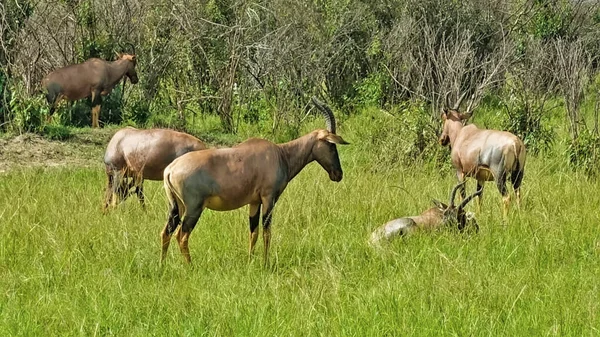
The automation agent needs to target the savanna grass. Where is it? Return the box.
[1,122,599,336]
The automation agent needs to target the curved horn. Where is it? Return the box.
[448,181,467,208]
[464,94,476,117]
[458,188,483,210]
[311,96,336,134]
[453,91,468,110]
[127,42,136,55]
[444,91,451,109]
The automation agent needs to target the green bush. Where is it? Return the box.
[568,129,600,177]
[352,101,450,172]
[501,100,555,155]
[8,84,45,133]
[40,125,73,141]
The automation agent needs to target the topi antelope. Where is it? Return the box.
[161,97,349,265]
[103,127,206,212]
[42,53,139,128]
[369,182,482,245]
[439,92,526,216]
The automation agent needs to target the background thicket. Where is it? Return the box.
[1,0,600,169]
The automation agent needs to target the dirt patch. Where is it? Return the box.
[0,129,115,173]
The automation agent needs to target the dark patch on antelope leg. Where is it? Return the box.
[135,181,145,208]
[102,168,114,213]
[177,208,203,264]
[496,171,509,216]
[248,204,261,257]
[456,171,466,200]
[511,167,524,207]
[476,181,484,209]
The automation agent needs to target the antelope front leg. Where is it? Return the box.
[110,170,125,208]
[91,105,101,128]
[476,181,484,214]
[456,171,466,201]
[248,203,261,260]
[90,90,102,128]
[102,170,114,213]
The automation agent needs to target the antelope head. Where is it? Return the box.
[432,181,482,231]
[439,91,474,146]
[311,97,350,182]
[116,52,139,84]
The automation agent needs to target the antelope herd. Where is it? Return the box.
[42,54,526,265]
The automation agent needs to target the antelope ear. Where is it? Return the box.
[441,112,447,120]
[320,132,350,145]
[432,199,447,210]
[459,112,472,120]
[131,55,137,61]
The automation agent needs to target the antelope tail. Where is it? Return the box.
[164,172,186,219]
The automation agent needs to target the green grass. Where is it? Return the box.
[1,120,600,336]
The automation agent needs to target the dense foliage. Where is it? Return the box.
[1,0,600,170]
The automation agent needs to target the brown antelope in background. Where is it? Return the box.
[439,92,526,216]
[369,182,482,245]
[103,127,206,212]
[161,97,349,266]
[41,53,139,128]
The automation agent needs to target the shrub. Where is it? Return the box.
[353,101,450,172]
[568,129,600,177]
[40,125,73,141]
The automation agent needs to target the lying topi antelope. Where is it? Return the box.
[439,92,526,216]
[42,52,139,128]
[161,97,349,265]
[369,182,482,245]
[103,127,207,212]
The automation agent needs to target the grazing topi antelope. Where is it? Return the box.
[42,53,139,128]
[103,127,207,212]
[439,92,526,215]
[369,182,482,245]
[161,97,349,265]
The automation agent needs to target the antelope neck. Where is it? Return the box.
[278,133,316,181]
[447,119,464,146]
[107,60,131,85]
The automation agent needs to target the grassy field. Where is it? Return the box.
[1,115,599,336]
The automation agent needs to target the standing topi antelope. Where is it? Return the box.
[103,127,207,212]
[439,92,526,215]
[41,53,139,128]
[369,182,482,245]
[161,97,349,265]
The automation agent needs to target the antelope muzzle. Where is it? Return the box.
[439,134,449,146]
[329,169,343,182]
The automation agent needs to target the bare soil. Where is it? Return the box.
[0,129,115,173]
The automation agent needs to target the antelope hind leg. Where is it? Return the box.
[176,207,203,264]
[248,203,261,260]
[160,201,181,264]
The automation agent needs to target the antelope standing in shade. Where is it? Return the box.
[41,53,139,128]
[369,182,482,245]
[103,127,206,212]
[439,92,526,216]
[161,97,349,265]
